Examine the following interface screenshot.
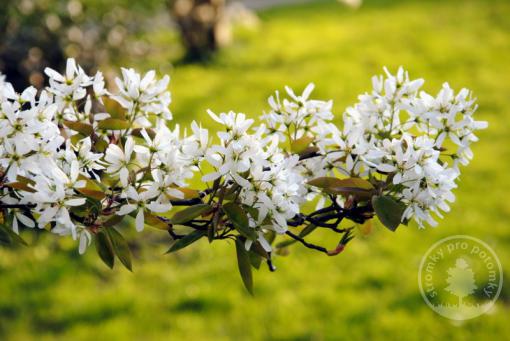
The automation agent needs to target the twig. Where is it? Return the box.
[285,230,328,254]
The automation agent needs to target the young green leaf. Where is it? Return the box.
[249,241,270,260]
[0,227,10,244]
[63,120,94,136]
[249,251,262,270]
[144,213,169,230]
[5,182,36,193]
[131,128,156,139]
[290,135,314,154]
[106,227,133,271]
[299,224,317,238]
[94,139,108,153]
[0,216,28,246]
[235,238,254,295]
[8,229,28,246]
[95,231,115,269]
[102,215,124,227]
[308,177,374,199]
[208,213,216,243]
[173,187,200,200]
[223,203,257,239]
[97,118,131,130]
[275,239,297,249]
[169,204,212,225]
[77,188,106,201]
[372,195,406,231]
[166,230,206,253]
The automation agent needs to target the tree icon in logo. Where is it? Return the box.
[445,258,477,307]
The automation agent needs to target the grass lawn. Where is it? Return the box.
[1,0,509,339]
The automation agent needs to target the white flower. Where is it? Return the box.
[208,110,254,140]
[133,127,171,157]
[113,68,172,122]
[116,186,159,232]
[105,137,135,187]
[45,58,90,101]
[78,229,92,255]
[0,60,488,254]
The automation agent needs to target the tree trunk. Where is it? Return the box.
[168,0,228,61]
[0,1,65,91]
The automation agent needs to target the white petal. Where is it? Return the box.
[78,231,91,255]
[12,217,19,234]
[65,198,86,206]
[202,172,220,182]
[120,167,129,187]
[44,68,65,82]
[117,204,137,216]
[16,213,35,228]
[135,209,145,232]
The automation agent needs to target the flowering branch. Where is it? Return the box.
[0,60,487,293]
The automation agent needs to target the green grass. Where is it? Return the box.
[1,0,510,339]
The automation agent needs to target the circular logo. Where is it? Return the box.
[418,235,503,320]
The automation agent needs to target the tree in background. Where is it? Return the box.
[0,0,161,91]
[0,0,66,90]
[168,0,229,61]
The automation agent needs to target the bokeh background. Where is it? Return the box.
[1,0,509,339]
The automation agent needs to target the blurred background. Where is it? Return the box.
[0,0,509,339]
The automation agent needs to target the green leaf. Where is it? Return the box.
[166,230,206,253]
[0,214,13,244]
[275,239,297,248]
[0,211,28,246]
[102,97,125,119]
[97,118,131,130]
[106,227,132,271]
[249,241,270,260]
[208,213,216,243]
[132,128,156,139]
[144,213,169,230]
[223,203,257,240]
[235,238,253,295]
[0,227,10,244]
[95,231,115,269]
[16,175,36,186]
[169,204,212,225]
[372,195,406,231]
[299,224,317,238]
[249,251,262,270]
[2,176,37,196]
[94,139,109,153]
[308,177,374,199]
[172,187,200,200]
[64,120,94,136]
[4,182,36,193]
[77,188,106,201]
[290,135,314,154]
[103,215,124,227]
[0,219,28,246]
[242,205,259,221]
[8,230,28,246]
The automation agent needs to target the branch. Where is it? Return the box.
[0,204,36,209]
[170,198,203,206]
[285,230,329,254]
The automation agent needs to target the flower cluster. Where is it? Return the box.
[0,60,486,288]
[305,68,487,227]
[202,110,306,249]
